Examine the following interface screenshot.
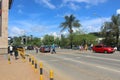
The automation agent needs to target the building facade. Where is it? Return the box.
[0,0,12,54]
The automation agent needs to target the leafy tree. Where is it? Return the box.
[30,37,41,46]
[60,14,81,48]
[54,37,60,46]
[12,36,21,46]
[111,14,120,45]
[60,34,69,48]
[42,35,54,45]
[72,33,97,46]
[101,14,120,46]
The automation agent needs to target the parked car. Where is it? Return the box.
[27,46,34,50]
[92,44,115,53]
[39,46,51,53]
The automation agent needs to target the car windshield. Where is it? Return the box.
[103,45,111,47]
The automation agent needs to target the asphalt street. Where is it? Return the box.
[26,49,120,80]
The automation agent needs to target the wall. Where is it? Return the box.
[0,0,9,54]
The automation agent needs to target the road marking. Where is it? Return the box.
[76,57,81,58]
[96,66,120,73]
[50,60,59,62]
[48,54,120,73]
[62,57,120,73]
[85,55,120,62]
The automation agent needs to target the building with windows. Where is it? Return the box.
[0,0,12,54]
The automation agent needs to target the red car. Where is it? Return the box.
[92,45,115,53]
[39,46,51,53]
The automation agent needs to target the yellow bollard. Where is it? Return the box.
[29,55,31,64]
[8,55,11,64]
[22,51,26,62]
[39,62,43,80]
[32,56,34,68]
[34,59,38,72]
[18,48,26,62]
[50,70,54,80]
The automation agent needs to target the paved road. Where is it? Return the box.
[27,49,120,80]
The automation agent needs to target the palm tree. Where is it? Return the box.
[60,14,81,48]
[111,14,120,45]
[101,14,120,46]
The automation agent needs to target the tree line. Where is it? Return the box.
[9,14,120,48]
[101,14,120,46]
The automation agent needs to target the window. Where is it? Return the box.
[95,46,102,48]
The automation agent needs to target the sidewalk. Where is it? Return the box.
[0,54,39,80]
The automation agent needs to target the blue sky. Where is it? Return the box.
[8,0,120,37]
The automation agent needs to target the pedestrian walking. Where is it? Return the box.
[85,44,88,51]
[35,46,39,53]
[51,44,56,54]
[90,44,93,51]
[14,47,19,60]
[79,45,81,51]
[9,45,13,56]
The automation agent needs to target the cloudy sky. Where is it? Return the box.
[8,0,120,37]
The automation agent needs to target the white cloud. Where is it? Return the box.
[50,32,58,37]
[61,0,107,10]
[88,0,107,5]
[116,9,120,14]
[9,20,61,37]
[81,17,110,33]
[17,5,24,14]
[63,0,88,3]
[63,0,107,5]
[69,3,80,10]
[35,0,56,9]
[18,9,23,14]
[85,5,91,9]
[9,27,26,37]
[17,5,24,8]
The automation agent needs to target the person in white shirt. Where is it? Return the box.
[9,45,13,56]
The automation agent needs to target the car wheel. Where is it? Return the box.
[104,51,107,53]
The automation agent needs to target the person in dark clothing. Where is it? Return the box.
[14,47,19,60]
[8,46,10,54]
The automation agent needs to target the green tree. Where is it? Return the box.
[31,37,41,46]
[101,14,120,46]
[60,34,69,48]
[60,14,81,49]
[12,36,21,46]
[42,35,54,45]
[111,14,120,45]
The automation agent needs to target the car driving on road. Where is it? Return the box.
[92,44,115,53]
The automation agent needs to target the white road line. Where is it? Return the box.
[85,55,120,62]
[50,60,59,62]
[62,53,120,62]
[49,54,120,73]
[76,57,81,58]
[63,57,120,73]
[96,66,120,73]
